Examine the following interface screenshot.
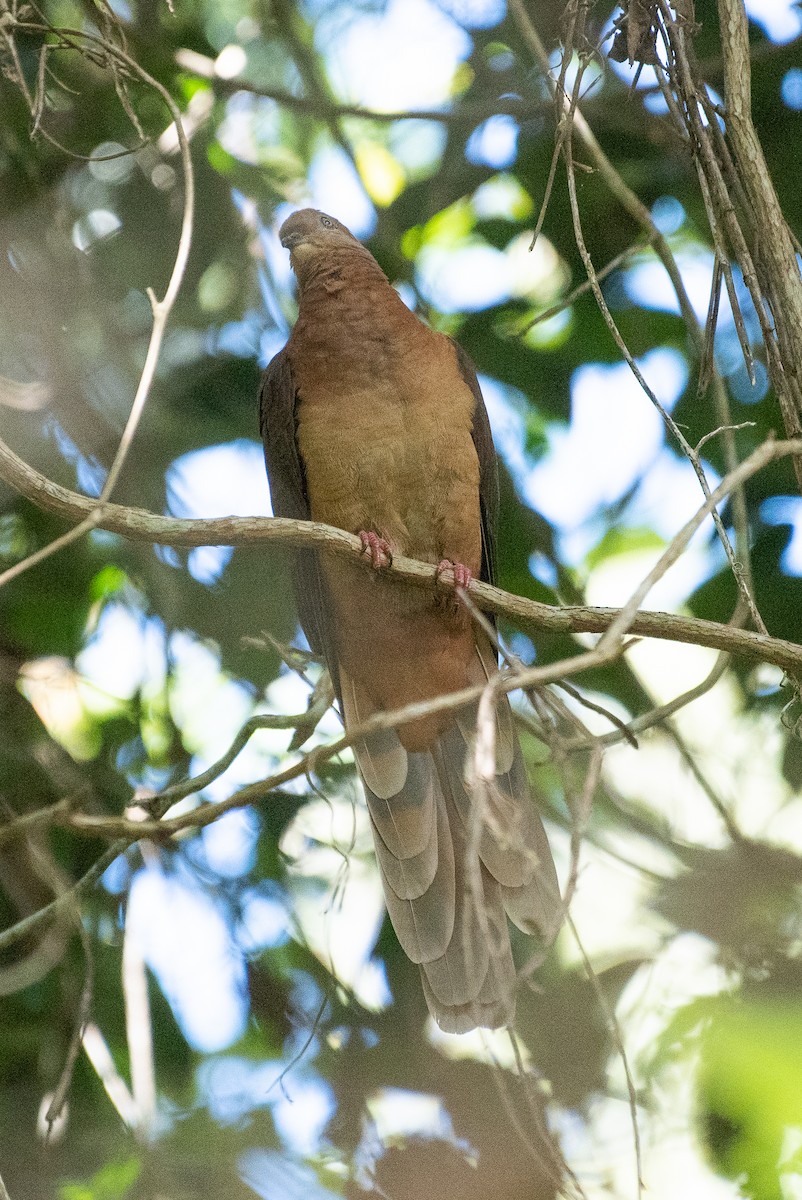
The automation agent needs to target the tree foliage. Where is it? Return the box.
[1,0,802,1196]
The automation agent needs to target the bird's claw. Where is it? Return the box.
[436,559,473,590]
[359,530,393,569]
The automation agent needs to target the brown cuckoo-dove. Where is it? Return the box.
[259,208,561,1032]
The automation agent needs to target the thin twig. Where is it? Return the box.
[658,0,802,491]
[0,513,102,590]
[669,723,743,843]
[483,1033,577,1197]
[154,693,334,812]
[518,243,640,333]
[561,104,761,634]
[44,922,93,1136]
[695,421,756,456]
[505,1031,589,1200]
[554,680,638,748]
[697,252,723,397]
[265,992,328,1098]
[569,914,643,1198]
[0,842,123,954]
[508,0,765,627]
[563,637,733,751]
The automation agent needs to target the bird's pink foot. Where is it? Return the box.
[359,530,393,569]
[436,559,473,590]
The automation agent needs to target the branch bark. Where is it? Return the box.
[1,432,802,676]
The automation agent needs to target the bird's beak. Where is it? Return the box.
[280,231,302,250]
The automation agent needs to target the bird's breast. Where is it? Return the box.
[289,301,481,572]
[286,271,484,743]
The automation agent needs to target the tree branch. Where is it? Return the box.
[509,0,767,637]
[1,435,800,957]
[1,432,802,674]
[173,46,555,127]
[716,0,802,435]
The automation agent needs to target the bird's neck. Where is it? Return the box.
[292,248,420,356]
[293,245,386,298]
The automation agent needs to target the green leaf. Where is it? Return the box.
[682,998,802,1200]
[586,525,665,569]
[60,1156,141,1200]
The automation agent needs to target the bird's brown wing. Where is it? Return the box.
[258,348,339,690]
[258,349,307,523]
[452,339,499,591]
[261,335,561,1034]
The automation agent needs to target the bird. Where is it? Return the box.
[259,208,561,1033]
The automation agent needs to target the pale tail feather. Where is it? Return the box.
[419,762,490,1008]
[373,784,455,964]
[368,808,439,901]
[342,659,560,1032]
[341,670,407,801]
[420,865,516,1033]
[341,669,437,861]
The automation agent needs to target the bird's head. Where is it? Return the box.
[278,208,381,292]
[279,208,359,258]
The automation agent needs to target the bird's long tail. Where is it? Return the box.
[340,647,562,1033]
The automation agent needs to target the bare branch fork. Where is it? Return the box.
[621,0,802,487]
[508,0,771,640]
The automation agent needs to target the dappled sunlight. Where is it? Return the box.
[1,0,801,1196]
[128,865,249,1052]
[18,655,101,759]
[322,0,472,112]
[281,795,388,1010]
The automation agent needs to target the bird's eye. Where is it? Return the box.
[320,215,334,228]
